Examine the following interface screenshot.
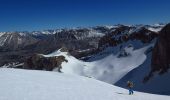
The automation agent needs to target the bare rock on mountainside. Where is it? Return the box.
[23,54,68,71]
[0,32,39,50]
[98,25,158,50]
[144,23,170,82]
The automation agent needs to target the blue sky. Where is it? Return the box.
[0,0,170,31]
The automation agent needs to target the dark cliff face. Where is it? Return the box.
[144,24,170,82]
[151,24,170,74]
[23,54,68,71]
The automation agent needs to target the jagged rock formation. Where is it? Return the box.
[23,54,68,71]
[0,32,38,50]
[98,26,158,50]
[144,23,170,82]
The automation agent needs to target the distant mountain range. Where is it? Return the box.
[0,23,165,66]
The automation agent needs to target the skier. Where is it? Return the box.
[127,81,134,95]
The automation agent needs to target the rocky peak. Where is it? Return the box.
[144,23,170,82]
[60,46,69,52]
[98,25,158,50]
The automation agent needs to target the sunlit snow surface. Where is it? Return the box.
[42,44,152,84]
[147,27,162,32]
[0,68,170,100]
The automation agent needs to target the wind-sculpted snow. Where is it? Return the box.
[0,68,169,100]
[43,44,152,84]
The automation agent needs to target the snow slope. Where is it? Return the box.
[42,44,152,84]
[147,27,162,32]
[0,68,169,100]
[116,51,170,95]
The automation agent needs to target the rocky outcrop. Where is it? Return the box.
[144,23,170,82]
[98,26,158,50]
[151,24,170,73]
[23,54,68,72]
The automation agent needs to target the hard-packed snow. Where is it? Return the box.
[0,68,169,100]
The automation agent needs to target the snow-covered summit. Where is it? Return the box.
[0,31,38,47]
[0,23,166,37]
[31,30,58,36]
[129,23,165,33]
[146,23,165,32]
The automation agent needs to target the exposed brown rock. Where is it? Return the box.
[60,46,69,52]
[23,54,68,72]
[130,27,158,43]
[151,23,170,74]
[144,23,170,82]
[98,26,158,50]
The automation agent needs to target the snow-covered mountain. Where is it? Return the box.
[0,23,165,49]
[1,23,170,96]
[0,27,107,66]
[0,23,166,78]
[0,32,38,49]
[0,68,169,100]
[21,23,170,95]
[38,45,151,84]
